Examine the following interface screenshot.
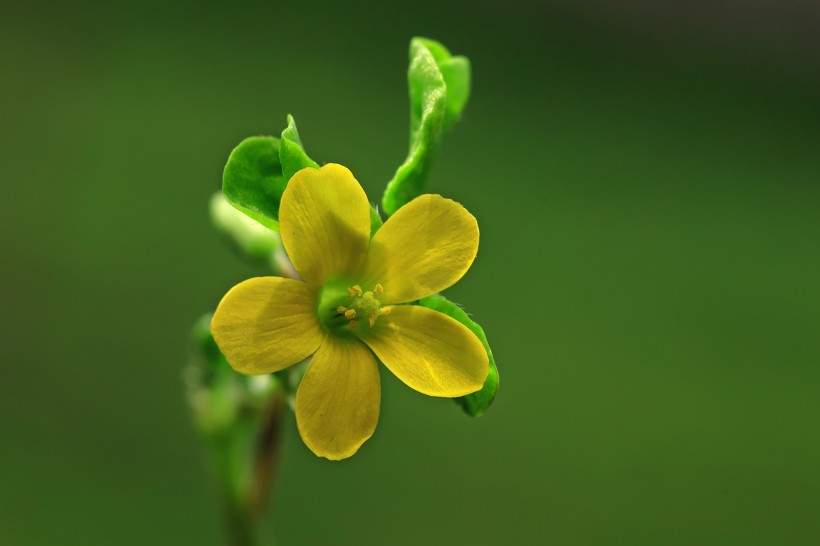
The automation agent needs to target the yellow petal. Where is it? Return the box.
[360,305,488,397]
[361,194,479,304]
[278,164,371,288]
[295,337,380,460]
[211,277,325,374]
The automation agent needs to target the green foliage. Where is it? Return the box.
[417,38,471,130]
[381,37,471,216]
[418,295,498,416]
[222,136,286,231]
[222,116,317,231]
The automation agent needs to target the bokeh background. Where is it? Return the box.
[3,0,820,544]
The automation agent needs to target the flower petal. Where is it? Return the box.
[278,163,371,288]
[361,194,479,304]
[295,337,380,460]
[211,277,325,374]
[360,305,488,397]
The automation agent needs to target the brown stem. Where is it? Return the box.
[249,391,287,519]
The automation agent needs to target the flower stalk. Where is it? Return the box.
[186,312,287,546]
[215,391,285,546]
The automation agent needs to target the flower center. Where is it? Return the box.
[336,284,391,330]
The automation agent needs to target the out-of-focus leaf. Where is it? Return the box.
[186,313,238,433]
[186,313,279,434]
[279,114,319,181]
[209,192,280,263]
[417,294,498,416]
[381,37,471,216]
[222,136,286,231]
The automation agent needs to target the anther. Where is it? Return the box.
[348,285,363,297]
[379,307,392,316]
[369,314,378,327]
[363,291,374,300]
[344,309,357,320]
[337,306,348,314]
[348,320,358,330]
[374,284,384,295]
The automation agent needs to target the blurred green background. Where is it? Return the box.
[3,0,820,544]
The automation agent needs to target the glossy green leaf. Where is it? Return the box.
[222,116,318,232]
[381,37,471,216]
[222,136,286,231]
[418,294,498,416]
[280,114,319,181]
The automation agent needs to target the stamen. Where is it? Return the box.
[337,282,390,330]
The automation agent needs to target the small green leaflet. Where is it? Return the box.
[280,114,319,181]
[418,294,498,416]
[381,37,471,216]
[418,38,471,131]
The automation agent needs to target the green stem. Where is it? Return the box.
[215,391,287,546]
[248,391,287,519]
[224,501,256,546]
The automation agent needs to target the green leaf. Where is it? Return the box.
[416,38,471,130]
[417,294,498,416]
[280,114,319,181]
[381,37,471,216]
[222,116,318,232]
[222,136,286,231]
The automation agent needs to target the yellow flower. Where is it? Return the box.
[211,163,488,460]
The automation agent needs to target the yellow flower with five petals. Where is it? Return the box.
[211,163,488,460]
